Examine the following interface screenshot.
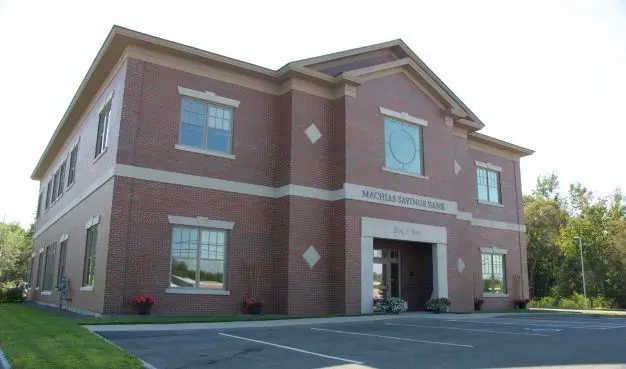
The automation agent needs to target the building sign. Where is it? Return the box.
[392,226,421,238]
[361,190,447,211]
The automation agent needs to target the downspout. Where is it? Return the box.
[513,160,525,299]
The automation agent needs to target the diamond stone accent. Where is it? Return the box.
[304,124,322,144]
[457,258,466,274]
[302,245,321,269]
[454,160,461,175]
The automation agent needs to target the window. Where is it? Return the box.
[95,103,111,158]
[476,167,501,204]
[57,161,66,198]
[36,252,43,288]
[42,243,56,292]
[384,118,423,175]
[67,145,78,186]
[45,181,52,210]
[482,252,506,294]
[57,239,67,289]
[179,98,233,154]
[170,227,227,290]
[82,225,98,286]
[51,172,59,203]
[29,256,35,285]
[36,192,42,219]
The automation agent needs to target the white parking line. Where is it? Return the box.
[444,319,609,330]
[310,328,473,348]
[218,333,364,364]
[385,322,550,336]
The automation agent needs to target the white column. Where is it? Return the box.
[360,236,374,314]
[431,243,449,299]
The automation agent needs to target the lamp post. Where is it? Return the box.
[573,236,587,300]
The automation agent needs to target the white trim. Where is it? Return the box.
[483,293,509,298]
[480,246,508,255]
[166,288,230,295]
[475,160,502,172]
[174,144,236,159]
[431,243,448,299]
[85,215,101,229]
[59,233,69,242]
[361,217,447,244]
[382,167,429,180]
[479,200,504,207]
[167,215,234,230]
[80,285,94,292]
[93,147,108,163]
[379,106,428,126]
[41,291,52,296]
[178,86,241,108]
[33,164,526,238]
[97,90,115,114]
[39,248,44,254]
[31,252,36,258]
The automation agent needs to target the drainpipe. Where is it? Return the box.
[513,160,525,299]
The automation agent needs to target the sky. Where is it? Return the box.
[0,0,625,228]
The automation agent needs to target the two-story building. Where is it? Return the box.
[28,26,533,316]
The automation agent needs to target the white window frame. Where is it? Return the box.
[81,216,100,290]
[480,246,508,297]
[67,141,79,189]
[476,161,502,205]
[42,243,56,293]
[94,91,114,161]
[380,107,428,179]
[175,86,240,160]
[166,215,234,295]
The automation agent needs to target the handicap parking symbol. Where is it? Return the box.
[524,328,563,333]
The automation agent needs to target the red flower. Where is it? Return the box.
[245,297,256,306]
[131,295,156,305]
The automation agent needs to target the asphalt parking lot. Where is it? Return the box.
[98,314,626,369]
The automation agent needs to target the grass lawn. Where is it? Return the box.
[77,312,372,325]
[0,304,143,369]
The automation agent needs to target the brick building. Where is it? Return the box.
[28,26,533,316]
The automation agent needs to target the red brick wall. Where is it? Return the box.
[116,58,280,187]
[106,177,278,314]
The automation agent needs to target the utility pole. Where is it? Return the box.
[573,236,587,300]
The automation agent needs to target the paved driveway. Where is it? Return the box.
[98,314,626,369]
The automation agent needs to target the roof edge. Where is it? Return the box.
[468,132,534,157]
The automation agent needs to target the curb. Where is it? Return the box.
[83,312,501,333]
[0,347,11,369]
[87,330,158,369]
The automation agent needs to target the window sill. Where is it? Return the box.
[483,293,509,298]
[66,182,75,191]
[80,286,94,292]
[382,167,429,180]
[41,291,52,296]
[175,144,235,160]
[93,148,108,164]
[478,200,504,208]
[166,288,230,296]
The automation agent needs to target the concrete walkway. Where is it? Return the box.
[85,312,503,332]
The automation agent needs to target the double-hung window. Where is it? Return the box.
[384,118,424,176]
[67,145,78,187]
[57,161,66,198]
[169,227,227,291]
[481,251,506,295]
[179,98,233,155]
[82,224,98,287]
[45,181,52,210]
[36,192,42,219]
[95,103,111,158]
[36,252,44,288]
[57,238,68,289]
[476,167,501,204]
[42,243,56,292]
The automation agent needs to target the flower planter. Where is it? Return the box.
[136,304,153,315]
[247,303,263,315]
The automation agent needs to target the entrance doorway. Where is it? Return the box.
[373,249,401,303]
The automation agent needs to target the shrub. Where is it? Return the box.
[0,281,26,303]
[426,297,451,313]
[528,293,616,310]
[378,297,408,313]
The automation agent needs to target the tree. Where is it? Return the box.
[0,222,31,283]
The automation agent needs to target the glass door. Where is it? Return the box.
[373,249,401,303]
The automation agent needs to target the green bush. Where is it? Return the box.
[0,281,26,303]
[528,293,616,310]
